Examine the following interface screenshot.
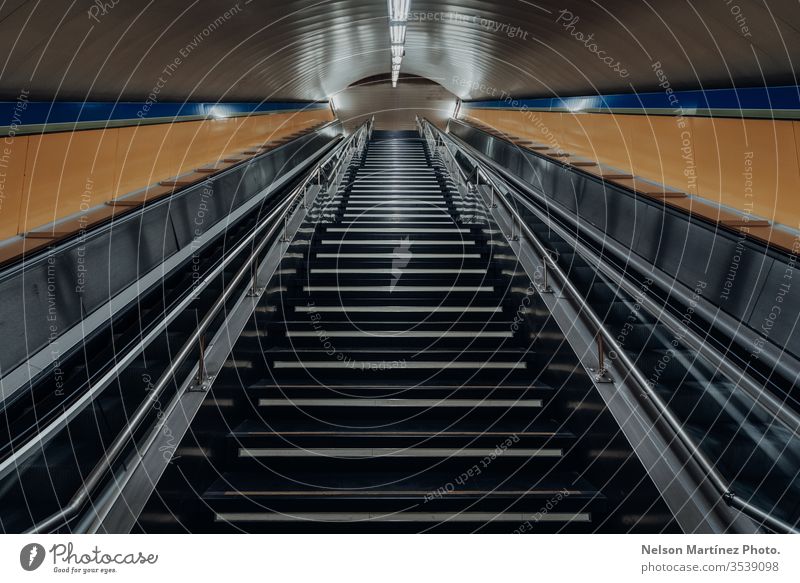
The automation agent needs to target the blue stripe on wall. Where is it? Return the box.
[0,100,328,128]
[463,86,800,115]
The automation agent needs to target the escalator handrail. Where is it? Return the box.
[0,130,343,480]
[18,119,372,533]
[438,118,800,436]
[448,117,800,397]
[420,117,798,535]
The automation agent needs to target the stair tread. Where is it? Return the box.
[137,133,674,534]
[204,472,599,499]
[230,419,570,436]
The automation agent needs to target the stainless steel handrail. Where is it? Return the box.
[438,118,800,438]
[325,117,373,183]
[20,120,371,533]
[420,118,798,534]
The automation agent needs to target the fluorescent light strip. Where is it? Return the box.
[388,0,410,21]
[390,23,406,44]
[389,0,408,89]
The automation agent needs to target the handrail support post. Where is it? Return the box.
[535,253,553,294]
[246,260,265,297]
[589,333,613,383]
[190,334,214,392]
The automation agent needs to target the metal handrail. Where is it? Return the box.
[325,117,373,183]
[21,120,371,533]
[420,118,798,534]
[438,118,800,438]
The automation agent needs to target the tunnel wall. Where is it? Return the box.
[462,99,800,234]
[0,122,341,378]
[0,107,333,239]
[449,119,800,386]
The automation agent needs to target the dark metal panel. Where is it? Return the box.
[629,203,667,265]
[550,164,581,214]
[453,118,800,364]
[574,178,612,233]
[602,186,639,252]
[672,221,723,288]
[747,261,800,356]
[131,203,181,276]
[169,182,222,247]
[77,215,146,314]
[69,203,177,317]
[0,258,81,374]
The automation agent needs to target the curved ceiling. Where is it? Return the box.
[0,0,797,103]
[336,76,456,130]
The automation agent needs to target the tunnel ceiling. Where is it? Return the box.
[0,0,797,103]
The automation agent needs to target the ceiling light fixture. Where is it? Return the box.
[389,0,409,22]
[389,23,406,45]
[388,0,409,88]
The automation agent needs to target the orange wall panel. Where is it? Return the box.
[561,112,595,159]
[526,111,564,150]
[466,108,799,230]
[205,118,234,163]
[21,129,117,232]
[692,117,800,227]
[0,108,333,240]
[621,114,696,195]
[165,120,209,176]
[114,124,173,197]
[0,136,29,239]
[581,113,630,171]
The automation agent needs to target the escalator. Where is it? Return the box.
[533,222,800,529]
[137,130,678,533]
[0,126,343,533]
[428,120,800,533]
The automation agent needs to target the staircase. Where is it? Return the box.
[138,130,678,533]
